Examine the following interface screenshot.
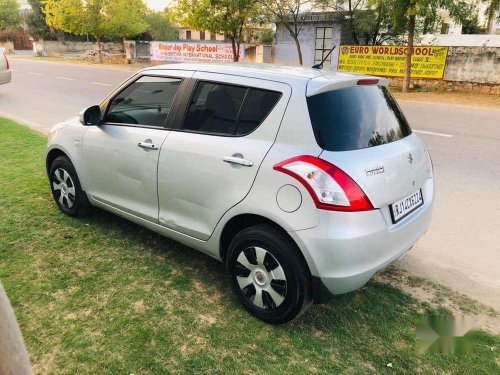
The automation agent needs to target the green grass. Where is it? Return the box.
[0,117,498,374]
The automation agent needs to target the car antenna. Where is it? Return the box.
[312,46,336,69]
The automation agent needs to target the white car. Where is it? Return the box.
[0,52,11,85]
[46,63,434,323]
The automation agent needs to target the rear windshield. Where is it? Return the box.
[307,85,412,151]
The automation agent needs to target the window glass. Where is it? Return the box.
[183,82,247,135]
[182,82,281,136]
[235,89,281,135]
[315,27,333,64]
[106,76,181,127]
[307,86,412,151]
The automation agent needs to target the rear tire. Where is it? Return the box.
[226,224,312,324]
[49,156,91,217]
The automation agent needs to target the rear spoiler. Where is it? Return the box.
[306,76,388,97]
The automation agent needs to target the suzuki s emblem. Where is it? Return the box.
[408,152,413,164]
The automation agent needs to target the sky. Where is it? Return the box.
[146,0,171,11]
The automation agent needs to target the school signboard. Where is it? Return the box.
[151,41,244,63]
[338,45,448,79]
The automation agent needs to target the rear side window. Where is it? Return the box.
[236,89,282,135]
[307,86,412,151]
[106,76,182,127]
[182,81,281,136]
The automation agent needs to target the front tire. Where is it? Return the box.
[49,156,91,217]
[226,224,312,324]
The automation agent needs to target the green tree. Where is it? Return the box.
[43,0,149,63]
[257,0,310,65]
[255,28,275,44]
[145,10,179,41]
[379,0,471,92]
[171,0,259,61]
[26,0,52,39]
[461,15,485,34]
[0,0,21,32]
[317,0,405,45]
[105,0,148,41]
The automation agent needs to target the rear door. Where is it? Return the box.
[306,84,432,209]
[81,70,193,222]
[158,72,291,240]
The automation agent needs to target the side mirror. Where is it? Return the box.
[79,105,102,126]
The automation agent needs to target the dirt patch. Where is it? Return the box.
[377,266,500,335]
[133,300,146,313]
[197,314,217,326]
[392,91,500,109]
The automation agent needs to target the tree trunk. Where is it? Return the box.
[96,36,103,64]
[403,14,415,93]
[291,34,303,65]
[487,7,495,34]
[230,38,239,62]
[348,0,360,44]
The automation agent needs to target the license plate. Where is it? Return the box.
[390,189,424,223]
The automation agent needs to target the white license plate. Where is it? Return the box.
[390,189,424,223]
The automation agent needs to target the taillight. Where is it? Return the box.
[3,53,9,70]
[357,79,379,85]
[273,155,374,212]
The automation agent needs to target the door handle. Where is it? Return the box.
[138,142,159,150]
[223,156,253,167]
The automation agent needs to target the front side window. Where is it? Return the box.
[182,81,281,136]
[106,76,182,127]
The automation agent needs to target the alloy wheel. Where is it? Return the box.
[52,168,76,209]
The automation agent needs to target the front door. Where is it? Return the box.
[81,71,192,222]
[158,72,291,239]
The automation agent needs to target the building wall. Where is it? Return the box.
[443,46,499,84]
[274,21,344,68]
[40,41,124,56]
[389,46,500,94]
[0,41,15,53]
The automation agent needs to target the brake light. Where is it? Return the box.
[273,155,374,212]
[357,79,378,85]
[3,53,9,70]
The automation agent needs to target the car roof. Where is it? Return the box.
[142,62,386,95]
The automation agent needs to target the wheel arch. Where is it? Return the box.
[46,147,88,191]
[219,214,308,268]
[46,148,68,174]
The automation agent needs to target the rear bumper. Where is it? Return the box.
[0,70,11,85]
[289,177,434,300]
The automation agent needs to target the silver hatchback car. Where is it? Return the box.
[46,63,434,323]
[0,51,11,85]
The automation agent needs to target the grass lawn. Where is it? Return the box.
[0,117,498,374]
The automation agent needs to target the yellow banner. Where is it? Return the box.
[338,45,448,79]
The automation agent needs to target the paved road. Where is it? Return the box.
[1,59,499,310]
[0,59,132,133]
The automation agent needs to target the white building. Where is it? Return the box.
[177,28,225,42]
